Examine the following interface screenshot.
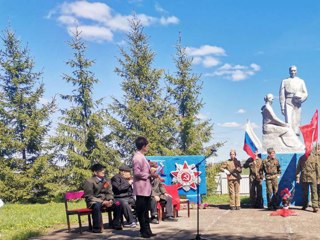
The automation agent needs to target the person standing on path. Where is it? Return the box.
[262,148,281,210]
[220,149,242,210]
[132,136,157,238]
[243,150,264,208]
[297,146,320,213]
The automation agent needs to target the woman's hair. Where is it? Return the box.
[135,136,148,150]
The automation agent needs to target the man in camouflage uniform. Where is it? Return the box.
[243,150,264,208]
[263,148,281,210]
[220,149,242,210]
[297,146,320,213]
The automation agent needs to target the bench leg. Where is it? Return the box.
[78,214,83,234]
[108,211,113,227]
[66,214,71,232]
[88,214,92,230]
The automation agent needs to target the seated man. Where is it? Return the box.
[149,162,178,223]
[83,163,122,233]
[111,164,137,228]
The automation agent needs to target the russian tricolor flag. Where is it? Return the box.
[243,121,262,159]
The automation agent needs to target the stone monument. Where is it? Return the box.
[279,65,308,136]
[261,66,307,207]
[261,93,304,153]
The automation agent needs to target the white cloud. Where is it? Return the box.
[103,14,132,32]
[186,45,226,56]
[192,56,202,65]
[205,63,261,81]
[250,122,259,129]
[250,63,261,71]
[60,1,112,22]
[237,109,246,114]
[186,45,225,68]
[241,122,260,130]
[196,113,209,120]
[155,2,168,14]
[50,0,179,42]
[135,14,157,27]
[68,25,113,42]
[219,122,241,128]
[160,16,179,25]
[58,15,79,25]
[202,56,220,68]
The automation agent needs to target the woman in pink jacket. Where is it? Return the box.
[133,136,157,238]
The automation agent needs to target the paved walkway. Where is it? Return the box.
[32,205,320,240]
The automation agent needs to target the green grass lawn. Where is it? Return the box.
[203,194,250,205]
[0,201,85,240]
[0,194,250,240]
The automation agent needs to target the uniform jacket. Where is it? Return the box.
[151,177,166,199]
[220,158,242,180]
[132,151,152,196]
[111,173,133,198]
[83,176,114,208]
[296,153,319,183]
[243,157,264,182]
[262,157,281,180]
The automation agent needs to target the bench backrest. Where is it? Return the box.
[65,191,85,201]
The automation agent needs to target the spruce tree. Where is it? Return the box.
[0,28,55,202]
[107,17,179,163]
[52,29,120,189]
[166,36,213,155]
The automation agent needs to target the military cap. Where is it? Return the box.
[119,164,131,172]
[91,163,105,172]
[267,147,275,154]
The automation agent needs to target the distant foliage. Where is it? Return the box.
[206,162,222,195]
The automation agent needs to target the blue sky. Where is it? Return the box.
[1,0,320,162]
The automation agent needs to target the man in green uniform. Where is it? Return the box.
[220,149,242,210]
[263,148,281,210]
[83,163,123,232]
[296,146,320,213]
[243,150,264,208]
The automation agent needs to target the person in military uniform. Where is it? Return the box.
[220,149,242,210]
[243,150,264,208]
[297,146,320,213]
[262,148,281,210]
[83,163,123,233]
[111,165,137,227]
[149,161,178,223]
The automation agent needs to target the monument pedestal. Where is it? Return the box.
[261,152,304,207]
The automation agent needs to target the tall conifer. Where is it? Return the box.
[0,28,55,202]
[107,17,179,163]
[166,36,213,154]
[52,29,120,188]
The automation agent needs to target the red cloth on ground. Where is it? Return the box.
[270,208,298,217]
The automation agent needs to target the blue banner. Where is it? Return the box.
[146,155,207,203]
